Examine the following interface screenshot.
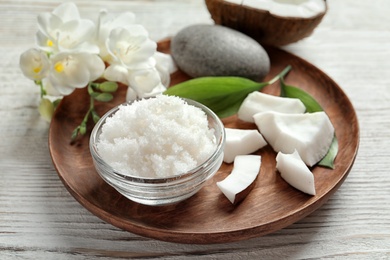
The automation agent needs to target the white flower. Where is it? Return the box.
[103,64,129,85]
[19,48,50,80]
[103,25,170,100]
[105,25,157,70]
[128,68,164,98]
[96,10,136,61]
[153,52,177,87]
[125,53,177,100]
[42,78,61,97]
[49,52,105,95]
[19,2,180,133]
[36,2,98,54]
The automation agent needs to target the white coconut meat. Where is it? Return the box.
[223,128,267,163]
[237,91,306,123]
[217,155,261,204]
[253,111,334,166]
[224,0,326,18]
[276,150,316,195]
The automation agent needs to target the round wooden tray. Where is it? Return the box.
[49,40,359,244]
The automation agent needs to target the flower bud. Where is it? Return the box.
[99,81,118,93]
[94,93,113,102]
[38,98,54,122]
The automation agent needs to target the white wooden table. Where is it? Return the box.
[1,0,390,259]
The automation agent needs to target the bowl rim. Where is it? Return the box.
[89,96,226,183]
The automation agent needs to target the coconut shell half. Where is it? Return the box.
[205,0,327,46]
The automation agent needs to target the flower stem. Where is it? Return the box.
[268,65,292,85]
[71,81,110,141]
[71,83,94,141]
[35,80,46,98]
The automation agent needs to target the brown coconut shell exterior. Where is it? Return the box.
[205,0,327,46]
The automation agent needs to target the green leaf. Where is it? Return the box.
[94,93,113,102]
[99,81,118,93]
[164,76,268,118]
[164,66,292,118]
[318,136,338,169]
[280,79,323,113]
[280,78,338,169]
[218,98,246,118]
[165,76,261,99]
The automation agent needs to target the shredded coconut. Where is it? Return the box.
[96,95,217,178]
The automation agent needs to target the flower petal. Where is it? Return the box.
[56,20,97,53]
[37,13,61,39]
[104,64,129,85]
[35,31,53,53]
[125,87,138,101]
[154,52,177,74]
[154,52,177,87]
[36,3,98,54]
[106,26,157,69]
[48,75,75,95]
[127,68,164,98]
[19,48,50,80]
[82,53,106,81]
[52,2,81,22]
[97,11,137,60]
[49,52,105,93]
[42,78,62,96]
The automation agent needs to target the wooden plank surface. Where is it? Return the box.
[1,0,390,259]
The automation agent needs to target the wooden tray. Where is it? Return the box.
[49,40,359,244]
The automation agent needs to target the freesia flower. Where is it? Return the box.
[126,53,176,100]
[128,68,164,97]
[154,52,177,87]
[103,25,168,99]
[105,25,157,70]
[36,2,98,54]
[19,48,50,81]
[49,52,105,95]
[96,10,136,61]
[20,2,177,138]
[42,78,62,97]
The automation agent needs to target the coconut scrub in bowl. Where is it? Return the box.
[89,95,225,206]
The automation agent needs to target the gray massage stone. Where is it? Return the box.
[171,24,270,81]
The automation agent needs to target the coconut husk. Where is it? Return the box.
[205,0,327,46]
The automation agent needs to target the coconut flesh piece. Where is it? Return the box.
[217,155,261,204]
[253,111,334,167]
[223,128,267,163]
[276,150,316,195]
[224,0,326,19]
[237,91,306,123]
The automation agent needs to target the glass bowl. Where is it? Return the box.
[89,98,225,206]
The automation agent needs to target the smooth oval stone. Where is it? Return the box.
[171,24,270,81]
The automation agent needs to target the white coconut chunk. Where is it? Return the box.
[237,91,306,123]
[223,128,267,163]
[217,155,261,204]
[253,111,334,166]
[276,150,316,195]
[229,0,327,19]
